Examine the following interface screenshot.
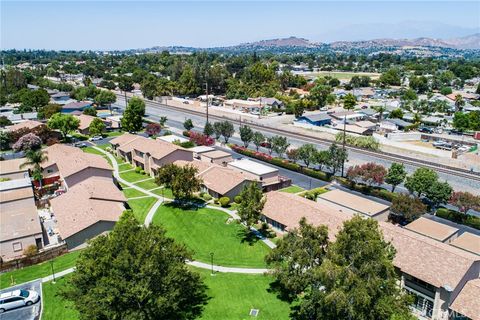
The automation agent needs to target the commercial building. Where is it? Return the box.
[199,150,233,165]
[296,113,332,126]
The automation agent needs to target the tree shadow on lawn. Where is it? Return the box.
[267,279,297,303]
[238,229,260,246]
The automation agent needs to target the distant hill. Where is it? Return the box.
[236,36,320,48]
[330,33,480,50]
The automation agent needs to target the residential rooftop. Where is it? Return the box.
[228,159,278,176]
[450,232,480,255]
[317,189,389,217]
[449,279,480,320]
[405,217,459,242]
[0,203,42,242]
[0,158,28,175]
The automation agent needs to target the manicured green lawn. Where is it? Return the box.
[105,131,124,137]
[196,268,290,320]
[0,251,81,289]
[123,187,148,198]
[41,268,290,320]
[134,179,158,190]
[279,185,304,194]
[118,162,133,170]
[120,170,148,182]
[153,204,270,268]
[127,197,157,222]
[42,275,79,320]
[82,146,104,156]
[150,187,174,199]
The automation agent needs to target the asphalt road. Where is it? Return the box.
[112,98,480,194]
[0,280,42,320]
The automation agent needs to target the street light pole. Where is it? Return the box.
[341,114,347,177]
[205,73,209,124]
[210,252,214,275]
[50,259,56,284]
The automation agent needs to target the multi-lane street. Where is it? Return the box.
[112,96,480,194]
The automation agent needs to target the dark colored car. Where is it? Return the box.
[419,126,434,134]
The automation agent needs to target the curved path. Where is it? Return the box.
[95,145,272,274]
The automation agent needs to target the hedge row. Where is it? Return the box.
[335,177,396,203]
[231,144,332,182]
[436,208,480,230]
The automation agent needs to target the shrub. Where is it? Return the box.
[189,131,215,146]
[140,169,146,175]
[163,130,172,136]
[182,130,191,137]
[234,195,242,204]
[219,196,230,207]
[135,166,142,173]
[23,245,38,257]
[436,208,480,230]
[203,193,212,201]
[179,141,195,148]
[335,133,380,151]
[12,133,42,151]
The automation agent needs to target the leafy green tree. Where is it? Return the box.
[89,118,106,136]
[0,131,10,150]
[391,193,427,223]
[454,94,465,112]
[292,216,413,320]
[298,144,317,168]
[237,182,265,228]
[270,135,290,158]
[203,122,214,137]
[47,113,80,139]
[286,148,299,164]
[38,104,62,120]
[118,76,134,92]
[440,87,452,95]
[342,93,356,110]
[239,125,253,148]
[0,116,12,127]
[219,121,234,143]
[309,84,333,109]
[449,191,480,214]
[183,119,194,131]
[266,217,328,298]
[213,122,222,139]
[20,149,49,187]
[385,163,407,192]
[315,150,330,171]
[426,181,452,209]
[409,75,429,93]
[83,107,97,117]
[62,211,208,320]
[21,89,50,112]
[12,133,42,152]
[477,83,480,94]
[156,164,202,200]
[389,108,404,119]
[141,74,159,100]
[327,143,347,175]
[121,97,145,132]
[252,131,264,151]
[94,90,116,107]
[379,68,402,86]
[404,168,438,198]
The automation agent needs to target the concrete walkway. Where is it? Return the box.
[132,177,155,184]
[93,146,270,274]
[41,267,76,283]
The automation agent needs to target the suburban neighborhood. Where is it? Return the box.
[1,1,480,320]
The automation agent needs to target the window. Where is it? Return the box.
[12,242,22,252]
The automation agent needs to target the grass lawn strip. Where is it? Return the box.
[196,267,289,320]
[153,204,270,268]
[42,275,79,320]
[0,251,81,289]
[134,178,159,190]
[279,185,305,194]
[150,187,174,199]
[122,187,148,198]
[127,197,157,222]
[120,170,149,183]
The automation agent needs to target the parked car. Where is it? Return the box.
[260,142,271,148]
[0,289,40,313]
[89,136,102,141]
[419,126,434,134]
[74,142,87,148]
[432,140,446,148]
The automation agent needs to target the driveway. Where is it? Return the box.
[0,280,42,320]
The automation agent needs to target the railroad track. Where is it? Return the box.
[117,95,480,182]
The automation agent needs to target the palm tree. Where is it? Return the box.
[454,94,465,112]
[20,149,48,187]
[374,105,387,122]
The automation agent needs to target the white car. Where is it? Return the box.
[89,136,103,141]
[0,289,40,313]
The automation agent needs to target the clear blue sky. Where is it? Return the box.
[1,1,479,50]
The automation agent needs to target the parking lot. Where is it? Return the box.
[0,280,42,320]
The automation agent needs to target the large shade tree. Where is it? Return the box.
[121,97,145,132]
[62,211,208,320]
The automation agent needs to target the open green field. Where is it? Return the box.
[153,204,270,268]
[302,70,381,80]
[127,197,157,222]
[0,251,81,289]
[42,275,79,320]
[134,178,158,190]
[279,185,304,194]
[41,268,289,320]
